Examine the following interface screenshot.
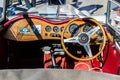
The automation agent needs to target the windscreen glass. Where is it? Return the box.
[107,0,120,33]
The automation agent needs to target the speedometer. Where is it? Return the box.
[69,24,79,34]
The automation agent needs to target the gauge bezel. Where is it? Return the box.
[45,26,51,32]
[83,24,93,32]
[69,23,79,34]
[53,26,59,32]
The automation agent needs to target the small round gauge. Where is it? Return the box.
[60,26,64,32]
[83,24,93,32]
[69,24,79,34]
[45,26,51,32]
[53,26,59,32]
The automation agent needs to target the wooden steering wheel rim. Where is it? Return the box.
[61,17,106,61]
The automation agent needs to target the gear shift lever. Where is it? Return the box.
[47,47,61,68]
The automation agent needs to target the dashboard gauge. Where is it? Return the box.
[69,24,79,34]
[53,26,59,32]
[45,26,51,32]
[83,24,93,32]
[60,26,64,32]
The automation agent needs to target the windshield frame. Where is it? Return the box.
[106,0,120,35]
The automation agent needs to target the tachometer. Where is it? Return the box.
[83,24,93,32]
[83,24,102,35]
[69,24,79,34]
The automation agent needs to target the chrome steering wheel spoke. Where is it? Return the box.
[87,26,100,37]
[83,43,93,57]
[64,37,78,43]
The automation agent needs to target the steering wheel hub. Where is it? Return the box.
[78,33,90,44]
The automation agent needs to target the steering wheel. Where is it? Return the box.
[61,18,106,61]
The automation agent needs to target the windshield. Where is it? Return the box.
[27,0,107,23]
[107,0,120,35]
[28,3,79,19]
[0,0,108,21]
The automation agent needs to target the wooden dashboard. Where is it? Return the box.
[4,17,85,41]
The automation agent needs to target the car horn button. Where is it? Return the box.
[78,33,89,44]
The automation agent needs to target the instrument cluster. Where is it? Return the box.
[44,25,65,39]
[43,22,82,39]
[45,24,81,33]
[45,25,65,32]
[44,22,102,39]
